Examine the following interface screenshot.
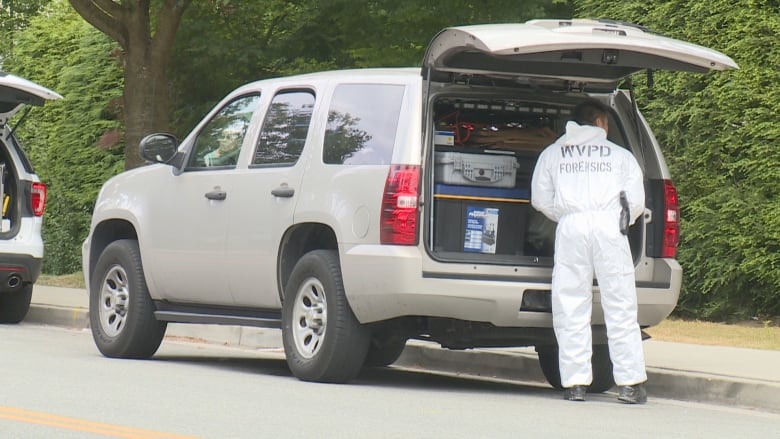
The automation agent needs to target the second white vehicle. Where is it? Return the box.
[0,73,61,323]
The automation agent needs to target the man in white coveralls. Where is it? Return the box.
[531,99,648,404]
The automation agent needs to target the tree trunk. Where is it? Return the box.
[122,60,169,169]
[69,0,191,169]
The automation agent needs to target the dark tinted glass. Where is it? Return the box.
[253,91,315,166]
[323,84,405,165]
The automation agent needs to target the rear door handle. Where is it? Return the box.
[271,184,295,198]
[205,189,227,201]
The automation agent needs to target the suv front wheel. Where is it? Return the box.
[90,239,167,358]
[282,250,370,383]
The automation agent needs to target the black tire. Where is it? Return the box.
[364,336,407,368]
[282,250,370,383]
[589,344,615,393]
[0,284,33,323]
[536,344,615,393]
[89,239,167,358]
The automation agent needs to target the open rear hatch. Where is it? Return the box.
[0,72,61,236]
[421,19,737,266]
[423,19,737,89]
[0,72,62,119]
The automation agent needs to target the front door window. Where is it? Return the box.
[187,94,262,169]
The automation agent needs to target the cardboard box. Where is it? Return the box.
[464,206,499,254]
[434,130,455,146]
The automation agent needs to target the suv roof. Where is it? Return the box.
[423,19,738,90]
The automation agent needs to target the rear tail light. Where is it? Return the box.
[380,165,420,245]
[31,182,47,217]
[661,179,679,258]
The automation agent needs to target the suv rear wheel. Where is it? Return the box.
[90,239,167,358]
[536,344,615,393]
[364,336,407,367]
[0,284,33,323]
[282,250,370,383]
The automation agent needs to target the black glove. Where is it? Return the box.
[619,191,629,236]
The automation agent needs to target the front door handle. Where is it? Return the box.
[271,184,295,198]
[205,189,227,201]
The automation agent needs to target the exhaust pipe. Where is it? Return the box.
[7,273,22,288]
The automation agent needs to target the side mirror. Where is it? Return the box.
[139,133,178,164]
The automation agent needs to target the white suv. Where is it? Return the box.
[82,19,736,390]
[0,73,61,323]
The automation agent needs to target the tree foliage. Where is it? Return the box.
[168,0,573,135]
[576,0,780,319]
[0,0,49,58]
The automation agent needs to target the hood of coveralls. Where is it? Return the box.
[563,121,607,146]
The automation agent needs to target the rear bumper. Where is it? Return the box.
[0,253,42,293]
[340,244,681,328]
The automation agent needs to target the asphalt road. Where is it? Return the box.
[2,324,778,439]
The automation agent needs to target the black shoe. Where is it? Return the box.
[617,384,648,404]
[563,385,587,402]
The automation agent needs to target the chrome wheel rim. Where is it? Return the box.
[291,277,327,359]
[98,265,129,337]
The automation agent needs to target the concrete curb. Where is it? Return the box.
[645,368,780,413]
[24,303,780,414]
[397,343,548,385]
[25,304,90,330]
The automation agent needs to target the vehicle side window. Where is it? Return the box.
[187,94,261,169]
[252,90,315,166]
[323,83,405,165]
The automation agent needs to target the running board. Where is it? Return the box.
[153,301,281,328]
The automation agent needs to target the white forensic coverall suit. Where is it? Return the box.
[531,121,647,388]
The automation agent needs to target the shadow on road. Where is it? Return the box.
[151,345,553,399]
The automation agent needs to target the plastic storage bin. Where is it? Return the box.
[434,151,518,188]
[433,183,529,256]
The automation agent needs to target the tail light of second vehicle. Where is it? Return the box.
[31,182,47,217]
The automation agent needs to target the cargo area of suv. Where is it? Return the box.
[427,92,647,267]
